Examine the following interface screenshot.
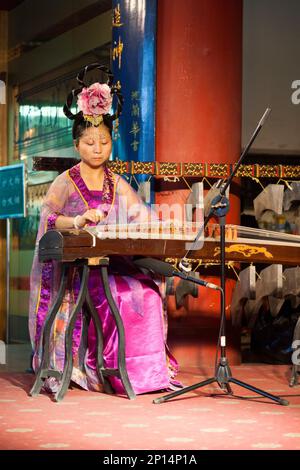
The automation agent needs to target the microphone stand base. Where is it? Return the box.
[153,357,289,406]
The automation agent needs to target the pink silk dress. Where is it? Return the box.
[29,164,179,394]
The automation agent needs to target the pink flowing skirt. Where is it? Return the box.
[85,269,177,395]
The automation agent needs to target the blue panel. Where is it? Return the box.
[112,0,157,167]
[0,164,26,219]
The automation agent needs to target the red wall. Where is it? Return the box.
[156,0,242,165]
[156,0,243,364]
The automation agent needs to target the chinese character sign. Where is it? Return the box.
[112,0,157,164]
[0,164,26,219]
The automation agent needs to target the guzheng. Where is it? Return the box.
[38,222,300,265]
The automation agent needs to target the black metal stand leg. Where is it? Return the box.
[229,377,289,405]
[215,358,232,393]
[100,264,136,400]
[153,378,216,404]
[217,357,288,405]
[84,290,115,395]
[225,383,233,394]
[29,264,69,397]
[153,357,289,405]
[54,265,90,402]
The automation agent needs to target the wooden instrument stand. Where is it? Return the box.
[29,257,136,401]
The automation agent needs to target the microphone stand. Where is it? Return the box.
[153,108,289,406]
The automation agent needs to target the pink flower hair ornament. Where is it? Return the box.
[77,83,113,126]
[63,63,123,126]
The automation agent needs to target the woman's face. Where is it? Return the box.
[76,125,112,168]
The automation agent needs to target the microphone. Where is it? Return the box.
[134,257,221,291]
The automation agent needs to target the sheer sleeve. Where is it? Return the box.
[29,171,71,351]
[115,175,159,224]
[36,172,71,242]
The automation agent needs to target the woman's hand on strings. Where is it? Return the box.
[76,209,105,227]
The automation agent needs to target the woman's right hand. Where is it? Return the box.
[75,209,105,227]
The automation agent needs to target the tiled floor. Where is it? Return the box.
[1,344,300,450]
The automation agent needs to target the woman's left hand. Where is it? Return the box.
[78,208,105,226]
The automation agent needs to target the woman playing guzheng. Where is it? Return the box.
[29,64,179,395]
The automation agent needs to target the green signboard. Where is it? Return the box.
[0,164,26,219]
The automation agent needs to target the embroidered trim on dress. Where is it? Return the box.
[47,213,59,230]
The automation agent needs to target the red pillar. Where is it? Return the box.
[156,0,243,365]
